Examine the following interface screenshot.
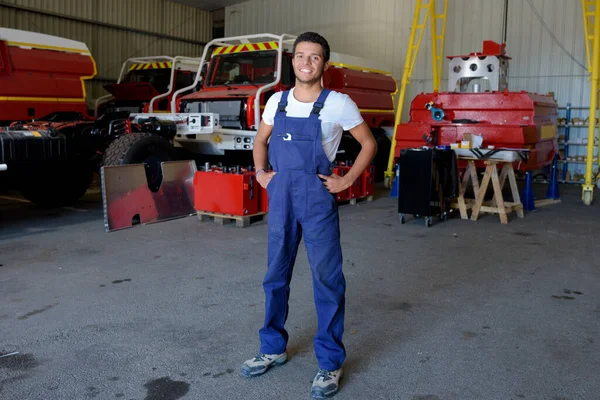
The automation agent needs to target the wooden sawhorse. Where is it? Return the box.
[455,158,524,224]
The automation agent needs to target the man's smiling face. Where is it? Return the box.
[292,41,329,85]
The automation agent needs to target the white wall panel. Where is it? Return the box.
[225,0,590,113]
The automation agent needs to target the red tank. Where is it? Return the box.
[0,28,96,123]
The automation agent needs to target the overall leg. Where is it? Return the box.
[259,191,303,355]
[302,185,346,371]
[242,216,300,378]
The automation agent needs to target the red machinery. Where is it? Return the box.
[394,41,558,171]
[193,164,376,217]
[194,167,262,216]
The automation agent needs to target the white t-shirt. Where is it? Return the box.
[262,88,364,161]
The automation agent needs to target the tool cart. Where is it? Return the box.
[397,147,457,227]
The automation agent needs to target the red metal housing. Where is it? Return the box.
[360,165,375,197]
[193,170,259,216]
[395,91,558,171]
[395,41,558,171]
[0,29,96,122]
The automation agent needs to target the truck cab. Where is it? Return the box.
[96,56,202,116]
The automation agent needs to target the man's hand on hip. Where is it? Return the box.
[318,173,351,194]
[258,171,277,189]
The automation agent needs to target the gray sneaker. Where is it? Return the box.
[240,352,287,378]
[311,368,343,398]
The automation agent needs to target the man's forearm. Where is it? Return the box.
[253,140,269,171]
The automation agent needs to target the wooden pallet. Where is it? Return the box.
[196,210,267,227]
[339,195,374,205]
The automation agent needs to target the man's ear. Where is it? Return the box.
[323,61,330,71]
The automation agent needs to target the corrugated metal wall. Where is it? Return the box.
[225,0,588,107]
[224,0,508,109]
[0,0,212,109]
[225,0,593,175]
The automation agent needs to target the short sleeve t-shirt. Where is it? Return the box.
[262,88,364,161]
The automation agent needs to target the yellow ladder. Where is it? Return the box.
[581,0,600,204]
[385,0,448,186]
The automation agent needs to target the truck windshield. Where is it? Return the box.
[123,69,171,94]
[206,51,277,87]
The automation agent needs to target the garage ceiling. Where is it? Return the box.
[171,0,243,11]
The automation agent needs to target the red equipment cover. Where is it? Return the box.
[0,44,95,121]
[333,166,348,202]
[347,170,362,199]
[360,165,375,197]
[258,178,269,213]
[193,170,259,216]
[394,91,558,171]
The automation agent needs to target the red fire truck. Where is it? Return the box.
[0,28,202,206]
[0,28,99,206]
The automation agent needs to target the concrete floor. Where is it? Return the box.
[0,183,599,400]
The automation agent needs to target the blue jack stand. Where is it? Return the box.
[521,171,536,211]
[390,164,400,198]
[546,156,560,200]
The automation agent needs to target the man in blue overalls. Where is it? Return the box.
[241,32,378,399]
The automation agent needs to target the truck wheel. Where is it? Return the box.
[18,161,93,207]
[372,128,391,183]
[103,132,174,191]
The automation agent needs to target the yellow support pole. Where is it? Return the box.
[430,0,439,92]
[583,0,593,72]
[384,0,433,186]
[435,0,448,91]
[582,0,600,205]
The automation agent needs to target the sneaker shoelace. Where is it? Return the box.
[253,354,269,362]
[316,369,333,382]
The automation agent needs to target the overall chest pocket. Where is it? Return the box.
[276,138,315,171]
[276,133,312,142]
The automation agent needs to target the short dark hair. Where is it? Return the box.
[293,32,330,63]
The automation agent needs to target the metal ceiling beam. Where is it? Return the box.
[0,1,208,46]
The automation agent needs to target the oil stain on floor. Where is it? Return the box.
[144,377,190,400]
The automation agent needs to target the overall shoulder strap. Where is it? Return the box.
[309,88,332,119]
[276,90,290,116]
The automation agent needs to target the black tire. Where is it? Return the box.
[336,132,361,164]
[372,128,391,183]
[425,217,433,228]
[103,132,174,191]
[17,161,93,208]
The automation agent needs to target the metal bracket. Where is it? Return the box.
[101,160,197,232]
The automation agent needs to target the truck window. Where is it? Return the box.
[175,71,195,90]
[281,55,294,86]
[206,51,276,86]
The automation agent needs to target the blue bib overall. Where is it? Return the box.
[259,89,346,371]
